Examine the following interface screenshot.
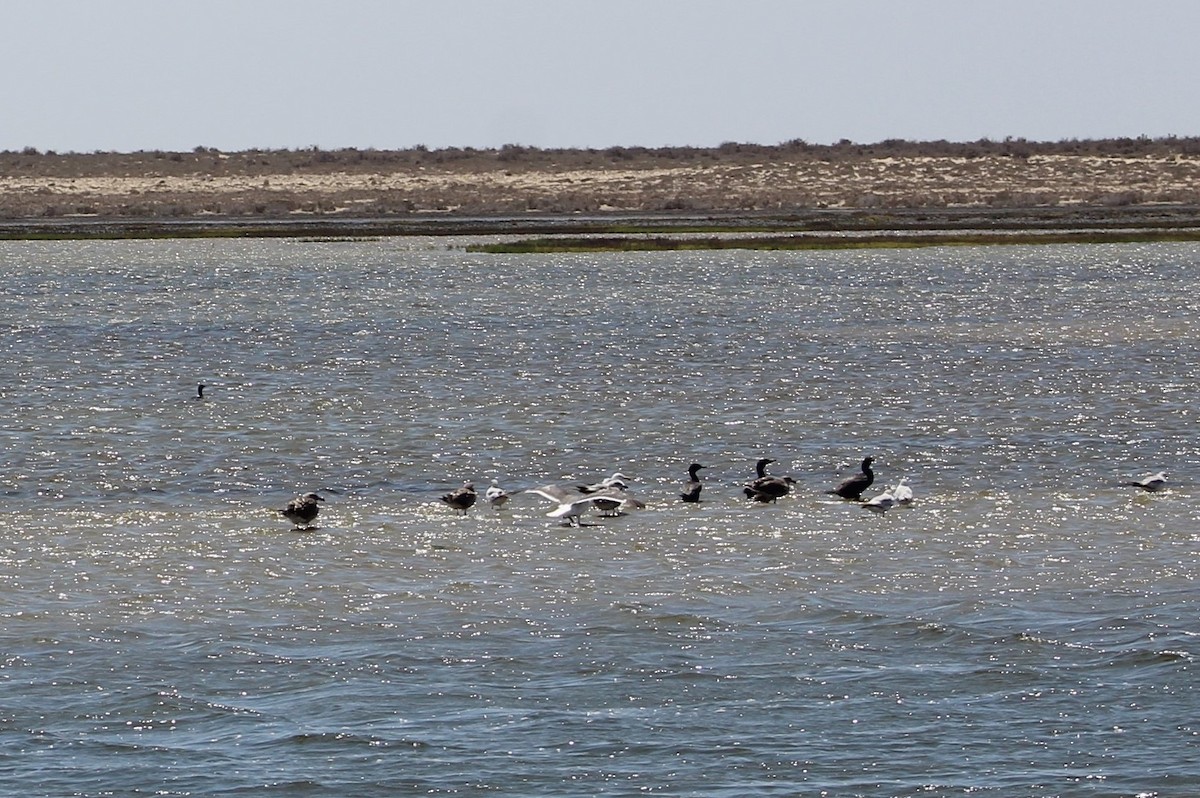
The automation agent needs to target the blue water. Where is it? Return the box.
[1,237,1197,796]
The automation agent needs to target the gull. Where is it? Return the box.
[680,463,705,503]
[743,458,795,503]
[578,472,632,494]
[441,482,477,514]
[280,492,324,530]
[1127,470,1168,492]
[862,490,896,513]
[891,478,914,505]
[589,482,646,517]
[485,481,511,510]
[527,483,642,526]
[827,456,875,500]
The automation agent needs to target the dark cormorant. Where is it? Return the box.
[827,456,875,500]
[681,463,705,502]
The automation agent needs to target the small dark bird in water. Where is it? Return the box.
[197,383,206,400]
[680,463,706,502]
[827,456,875,500]
[280,492,324,529]
[1127,470,1168,492]
[441,482,477,514]
[744,458,795,503]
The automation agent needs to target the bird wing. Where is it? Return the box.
[528,484,585,503]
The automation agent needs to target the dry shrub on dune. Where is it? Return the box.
[4,137,1200,219]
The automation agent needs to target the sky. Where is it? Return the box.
[3,0,1199,153]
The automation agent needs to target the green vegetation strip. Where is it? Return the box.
[470,229,1200,253]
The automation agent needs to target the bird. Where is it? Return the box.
[680,463,705,502]
[527,482,642,526]
[280,492,324,530]
[827,456,875,500]
[862,490,896,513]
[744,458,795,503]
[485,481,511,510]
[891,478,914,505]
[578,472,632,494]
[590,481,646,517]
[1127,470,1168,492]
[196,383,206,400]
[441,482,477,514]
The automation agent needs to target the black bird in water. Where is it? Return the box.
[680,463,705,502]
[441,482,478,514]
[196,383,206,400]
[280,492,324,529]
[744,458,795,503]
[827,456,875,500]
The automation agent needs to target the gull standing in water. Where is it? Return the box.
[485,481,511,510]
[1127,471,1168,492]
[589,480,646,517]
[891,478,914,505]
[441,482,477,514]
[680,463,705,503]
[280,492,324,530]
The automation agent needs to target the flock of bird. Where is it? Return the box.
[278,456,1169,530]
[434,457,900,526]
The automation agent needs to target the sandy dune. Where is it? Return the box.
[4,142,1200,220]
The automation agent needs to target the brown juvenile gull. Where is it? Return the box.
[441,482,477,514]
[744,458,795,503]
[280,492,324,530]
[680,463,706,503]
[827,456,875,500]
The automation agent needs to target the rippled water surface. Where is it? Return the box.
[1,238,1198,796]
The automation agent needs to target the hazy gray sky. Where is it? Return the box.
[4,0,1198,153]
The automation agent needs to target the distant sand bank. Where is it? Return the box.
[4,140,1200,239]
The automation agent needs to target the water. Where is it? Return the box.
[1,237,1197,797]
